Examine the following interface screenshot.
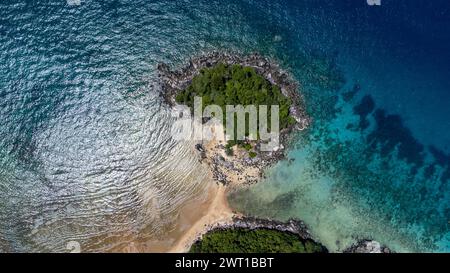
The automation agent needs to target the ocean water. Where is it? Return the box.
[0,0,449,252]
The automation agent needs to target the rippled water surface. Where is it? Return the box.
[1,0,449,252]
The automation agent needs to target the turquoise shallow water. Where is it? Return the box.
[1,0,449,252]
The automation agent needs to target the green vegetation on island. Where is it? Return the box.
[189,228,326,253]
[175,63,296,134]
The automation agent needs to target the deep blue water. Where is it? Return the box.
[0,0,449,252]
